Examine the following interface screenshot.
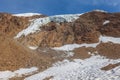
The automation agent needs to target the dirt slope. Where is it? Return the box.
[0,33,52,71]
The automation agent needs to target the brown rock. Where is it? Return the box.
[101,63,120,71]
[96,43,120,59]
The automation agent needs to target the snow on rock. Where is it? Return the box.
[29,46,38,50]
[100,36,120,44]
[25,55,120,80]
[13,13,41,17]
[53,43,99,51]
[93,9,107,13]
[15,14,82,38]
[103,20,110,25]
[15,17,50,38]
[53,36,120,51]
[0,67,38,80]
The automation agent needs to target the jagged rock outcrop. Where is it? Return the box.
[15,11,120,47]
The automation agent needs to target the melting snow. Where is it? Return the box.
[15,14,82,38]
[103,20,110,25]
[25,55,120,80]
[13,13,41,17]
[0,67,38,79]
[53,36,120,51]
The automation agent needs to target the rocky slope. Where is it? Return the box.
[14,11,120,48]
[0,10,120,80]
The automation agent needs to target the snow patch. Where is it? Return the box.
[0,67,38,79]
[14,67,38,77]
[93,9,107,13]
[0,71,14,79]
[103,20,110,25]
[25,55,120,80]
[53,43,99,51]
[64,51,74,57]
[29,46,38,50]
[100,36,120,44]
[53,36,120,51]
[15,14,82,38]
[13,13,41,17]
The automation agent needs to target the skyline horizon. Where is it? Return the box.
[0,9,119,16]
[0,0,120,16]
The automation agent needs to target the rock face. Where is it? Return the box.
[0,13,46,37]
[15,11,120,47]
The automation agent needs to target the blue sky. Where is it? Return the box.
[0,0,120,15]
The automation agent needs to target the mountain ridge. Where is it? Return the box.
[13,10,120,48]
[0,10,120,80]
